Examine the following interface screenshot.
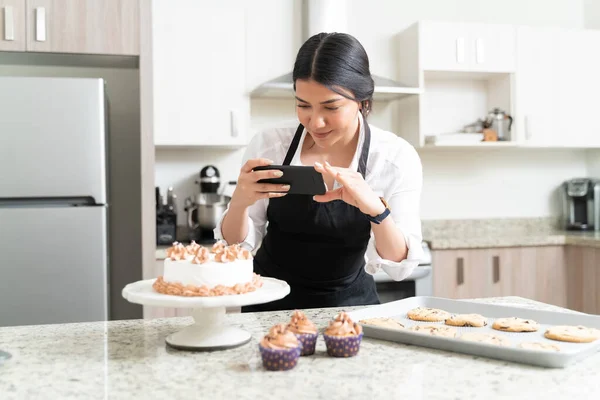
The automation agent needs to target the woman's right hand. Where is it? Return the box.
[230,158,290,209]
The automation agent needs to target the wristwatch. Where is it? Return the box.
[366,197,391,225]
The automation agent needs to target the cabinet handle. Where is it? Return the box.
[493,256,500,283]
[475,38,485,63]
[35,7,46,42]
[524,115,531,140]
[230,110,238,138]
[456,257,464,285]
[3,6,14,41]
[455,37,465,63]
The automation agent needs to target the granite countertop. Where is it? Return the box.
[422,218,600,250]
[426,230,600,250]
[1,296,600,399]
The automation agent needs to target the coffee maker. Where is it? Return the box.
[561,178,600,231]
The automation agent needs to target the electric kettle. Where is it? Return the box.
[484,108,513,141]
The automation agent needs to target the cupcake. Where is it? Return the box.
[287,310,319,356]
[323,311,363,357]
[258,324,301,371]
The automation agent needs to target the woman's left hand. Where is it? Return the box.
[313,161,386,217]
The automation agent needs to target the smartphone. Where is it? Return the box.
[253,165,327,195]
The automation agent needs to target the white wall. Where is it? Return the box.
[587,150,600,177]
[419,148,588,219]
[156,0,592,223]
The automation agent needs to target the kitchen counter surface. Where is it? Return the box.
[425,230,600,250]
[1,296,599,399]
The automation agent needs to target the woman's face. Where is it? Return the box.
[295,79,360,149]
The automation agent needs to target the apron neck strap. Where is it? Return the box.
[282,120,371,178]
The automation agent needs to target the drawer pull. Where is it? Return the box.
[493,255,500,283]
[456,257,464,285]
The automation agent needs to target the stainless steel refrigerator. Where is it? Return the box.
[0,77,110,327]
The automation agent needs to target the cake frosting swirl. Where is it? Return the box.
[287,310,318,335]
[325,312,363,337]
[153,240,262,297]
[260,324,300,350]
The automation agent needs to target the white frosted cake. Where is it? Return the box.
[153,241,262,297]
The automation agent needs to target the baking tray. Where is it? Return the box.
[347,296,600,368]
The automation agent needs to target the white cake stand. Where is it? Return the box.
[122,277,290,351]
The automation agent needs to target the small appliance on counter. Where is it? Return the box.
[184,165,236,244]
[561,178,600,231]
[156,186,178,245]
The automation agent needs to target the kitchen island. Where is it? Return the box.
[1,296,599,399]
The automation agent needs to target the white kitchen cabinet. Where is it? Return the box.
[151,0,249,147]
[417,21,516,73]
[515,26,600,148]
[514,26,560,147]
[0,0,26,51]
[555,29,600,148]
[25,0,139,55]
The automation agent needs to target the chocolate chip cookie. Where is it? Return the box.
[445,313,488,328]
[544,325,600,343]
[492,317,539,332]
[460,332,511,347]
[409,325,457,338]
[407,307,451,322]
[359,317,405,330]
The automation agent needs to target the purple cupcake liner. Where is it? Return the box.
[323,332,363,357]
[258,344,301,371]
[294,332,318,356]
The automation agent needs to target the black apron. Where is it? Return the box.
[242,122,380,312]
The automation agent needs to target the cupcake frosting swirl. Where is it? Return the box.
[287,310,318,334]
[260,324,299,350]
[325,312,363,336]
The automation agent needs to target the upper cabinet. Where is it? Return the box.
[0,0,26,51]
[417,21,516,73]
[515,26,600,148]
[0,0,139,55]
[25,0,139,55]
[150,0,249,147]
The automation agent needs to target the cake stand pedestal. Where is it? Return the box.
[122,277,290,351]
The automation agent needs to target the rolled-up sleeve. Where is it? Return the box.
[213,133,270,252]
[364,144,424,281]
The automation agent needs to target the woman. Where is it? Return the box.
[215,32,424,312]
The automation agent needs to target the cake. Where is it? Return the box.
[258,324,302,371]
[323,311,364,357]
[286,310,318,356]
[152,241,263,296]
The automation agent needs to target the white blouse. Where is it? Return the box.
[214,113,425,281]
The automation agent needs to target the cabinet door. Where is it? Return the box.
[420,21,470,71]
[25,0,139,55]
[518,246,568,308]
[0,0,25,51]
[432,249,489,299]
[556,30,600,148]
[467,23,516,73]
[565,246,599,314]
[514,26,562,146]
[151,0,248,146]
[419,21,515,73]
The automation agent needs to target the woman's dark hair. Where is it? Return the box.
[292,32,374,118]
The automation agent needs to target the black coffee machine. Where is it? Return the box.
[561,178,600,231]
[185,165,234,244]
